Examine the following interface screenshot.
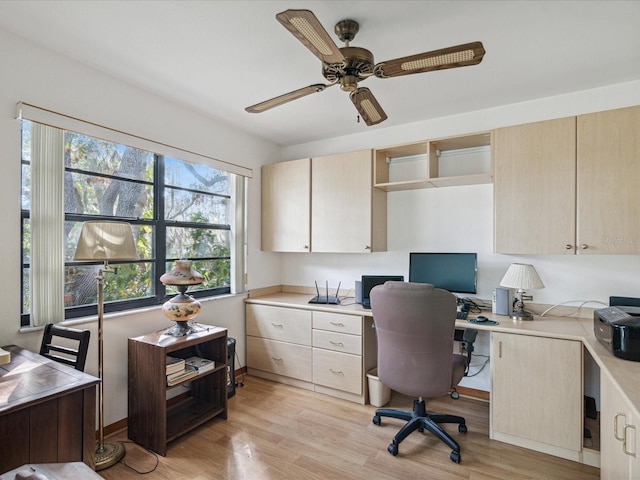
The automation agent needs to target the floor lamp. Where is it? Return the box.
[74,221,138,471]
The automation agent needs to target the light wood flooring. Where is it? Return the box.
[99,375,599,480]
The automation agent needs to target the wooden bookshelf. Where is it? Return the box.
[127,325,228,456]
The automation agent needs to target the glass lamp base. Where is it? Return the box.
[165,321,198,337]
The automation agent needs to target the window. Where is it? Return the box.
[21,119,242,326]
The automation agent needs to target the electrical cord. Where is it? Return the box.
[465,354,490,377]
[539,300,608,317]
[120,440,160,474]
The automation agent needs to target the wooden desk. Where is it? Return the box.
[245,290,640,477]
[0,346,99,474]
[0,462,102,480]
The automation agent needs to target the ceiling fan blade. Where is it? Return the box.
[245,84,330,113]
[276,9,345,65]
[350,87,388,126]
[374,41,486,78]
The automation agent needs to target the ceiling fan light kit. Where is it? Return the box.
[246,9,485,126]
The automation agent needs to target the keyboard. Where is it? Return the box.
[456,310,469,320]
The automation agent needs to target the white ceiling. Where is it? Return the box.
[1,1,639,147]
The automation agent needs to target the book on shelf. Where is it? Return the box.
[184,356,215,374]
[0,347,10,366]
[167,365,198,386]
[166,355,185,375]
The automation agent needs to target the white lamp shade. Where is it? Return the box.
[499,263,545,290]
[160,259,204,286]
[74,221,138,261]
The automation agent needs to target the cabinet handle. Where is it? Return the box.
[271,323,284,328]
[303,245,309,249]
[565,244,573,250]
[330,369,344,375]
[330,341,344,347]
[614,413,627,441]
[271,356,283,363]
[364,245,371,250]
[580,244,588,250]
[623,424,636,457]
[330,322,345,327]
[498,341,502,358]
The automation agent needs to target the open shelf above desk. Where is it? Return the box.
[374,132,492,191]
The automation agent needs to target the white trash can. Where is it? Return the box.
[367,368,391,407]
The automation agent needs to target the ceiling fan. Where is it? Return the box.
[246,9,486,126]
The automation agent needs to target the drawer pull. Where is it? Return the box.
[271,323,284,328]
[330,369,344,376]
[271,357,283,363]
[624,424,636,456]
[330,341,345,347]
[615,413,627,441]
[330,322,345,327]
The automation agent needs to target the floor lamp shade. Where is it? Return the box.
[74,221,138,261]
[74,221,137,470]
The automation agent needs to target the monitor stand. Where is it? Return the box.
[309,280,341,305]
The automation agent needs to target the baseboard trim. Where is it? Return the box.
[456,385,490,402]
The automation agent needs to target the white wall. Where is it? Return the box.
[0,28,282,425]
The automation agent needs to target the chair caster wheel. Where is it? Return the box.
[450,451,461,463]
[459,424,468,433]
[388,443,398,456]
[450,389,460,400]
[372,415,381,425]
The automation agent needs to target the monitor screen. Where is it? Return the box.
[361,275,404,302]
[409,253,477,294]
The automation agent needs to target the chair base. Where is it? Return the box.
[372,398,466,463]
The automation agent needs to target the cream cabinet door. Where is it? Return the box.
[491,333,582,458]
[493,117,576,254]
[601,372,639,479]
[577,105,640,254]
[261,158,310,252]
[311,149,386,253]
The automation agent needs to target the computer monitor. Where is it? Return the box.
[361,275,404,309]
[409,252,477,295]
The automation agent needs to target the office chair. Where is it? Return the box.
[39,323,91,371]
[370,281,468,463]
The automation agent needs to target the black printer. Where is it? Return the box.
[594,306,640,361]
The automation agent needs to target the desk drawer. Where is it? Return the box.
[247,304,311,345]
[313,330,361,355]
[247,336,312,382]
[313,348,362,395]
[313,311,362,335]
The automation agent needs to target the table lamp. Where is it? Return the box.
[160,259,204,336]
[499,263,545,321]
[74,220,138,470]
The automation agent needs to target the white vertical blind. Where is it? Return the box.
[31,123,65,326]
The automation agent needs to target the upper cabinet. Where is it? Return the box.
[261,150,386,253]
[577,106,640,254]
[493,117,577,254]
[261,158,310,252]
[374,132,492,192]
[312,150,386,253]
[494,105,640,254]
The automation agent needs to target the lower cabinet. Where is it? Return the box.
[490,332,583,461]
[601,372,640,479]
[246,304,376,404]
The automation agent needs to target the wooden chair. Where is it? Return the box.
[39,323,91,371]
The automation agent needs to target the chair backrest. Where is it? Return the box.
[370,281,458,398]
[39,323,91,371]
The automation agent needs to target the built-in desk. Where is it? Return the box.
[246,289,640,477]
[0,345,99,473]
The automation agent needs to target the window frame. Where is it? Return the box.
[21,127,235,327]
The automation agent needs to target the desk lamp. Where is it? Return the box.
[74,221,138,470]
[160,260,204,336]
[499,263,545,321]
